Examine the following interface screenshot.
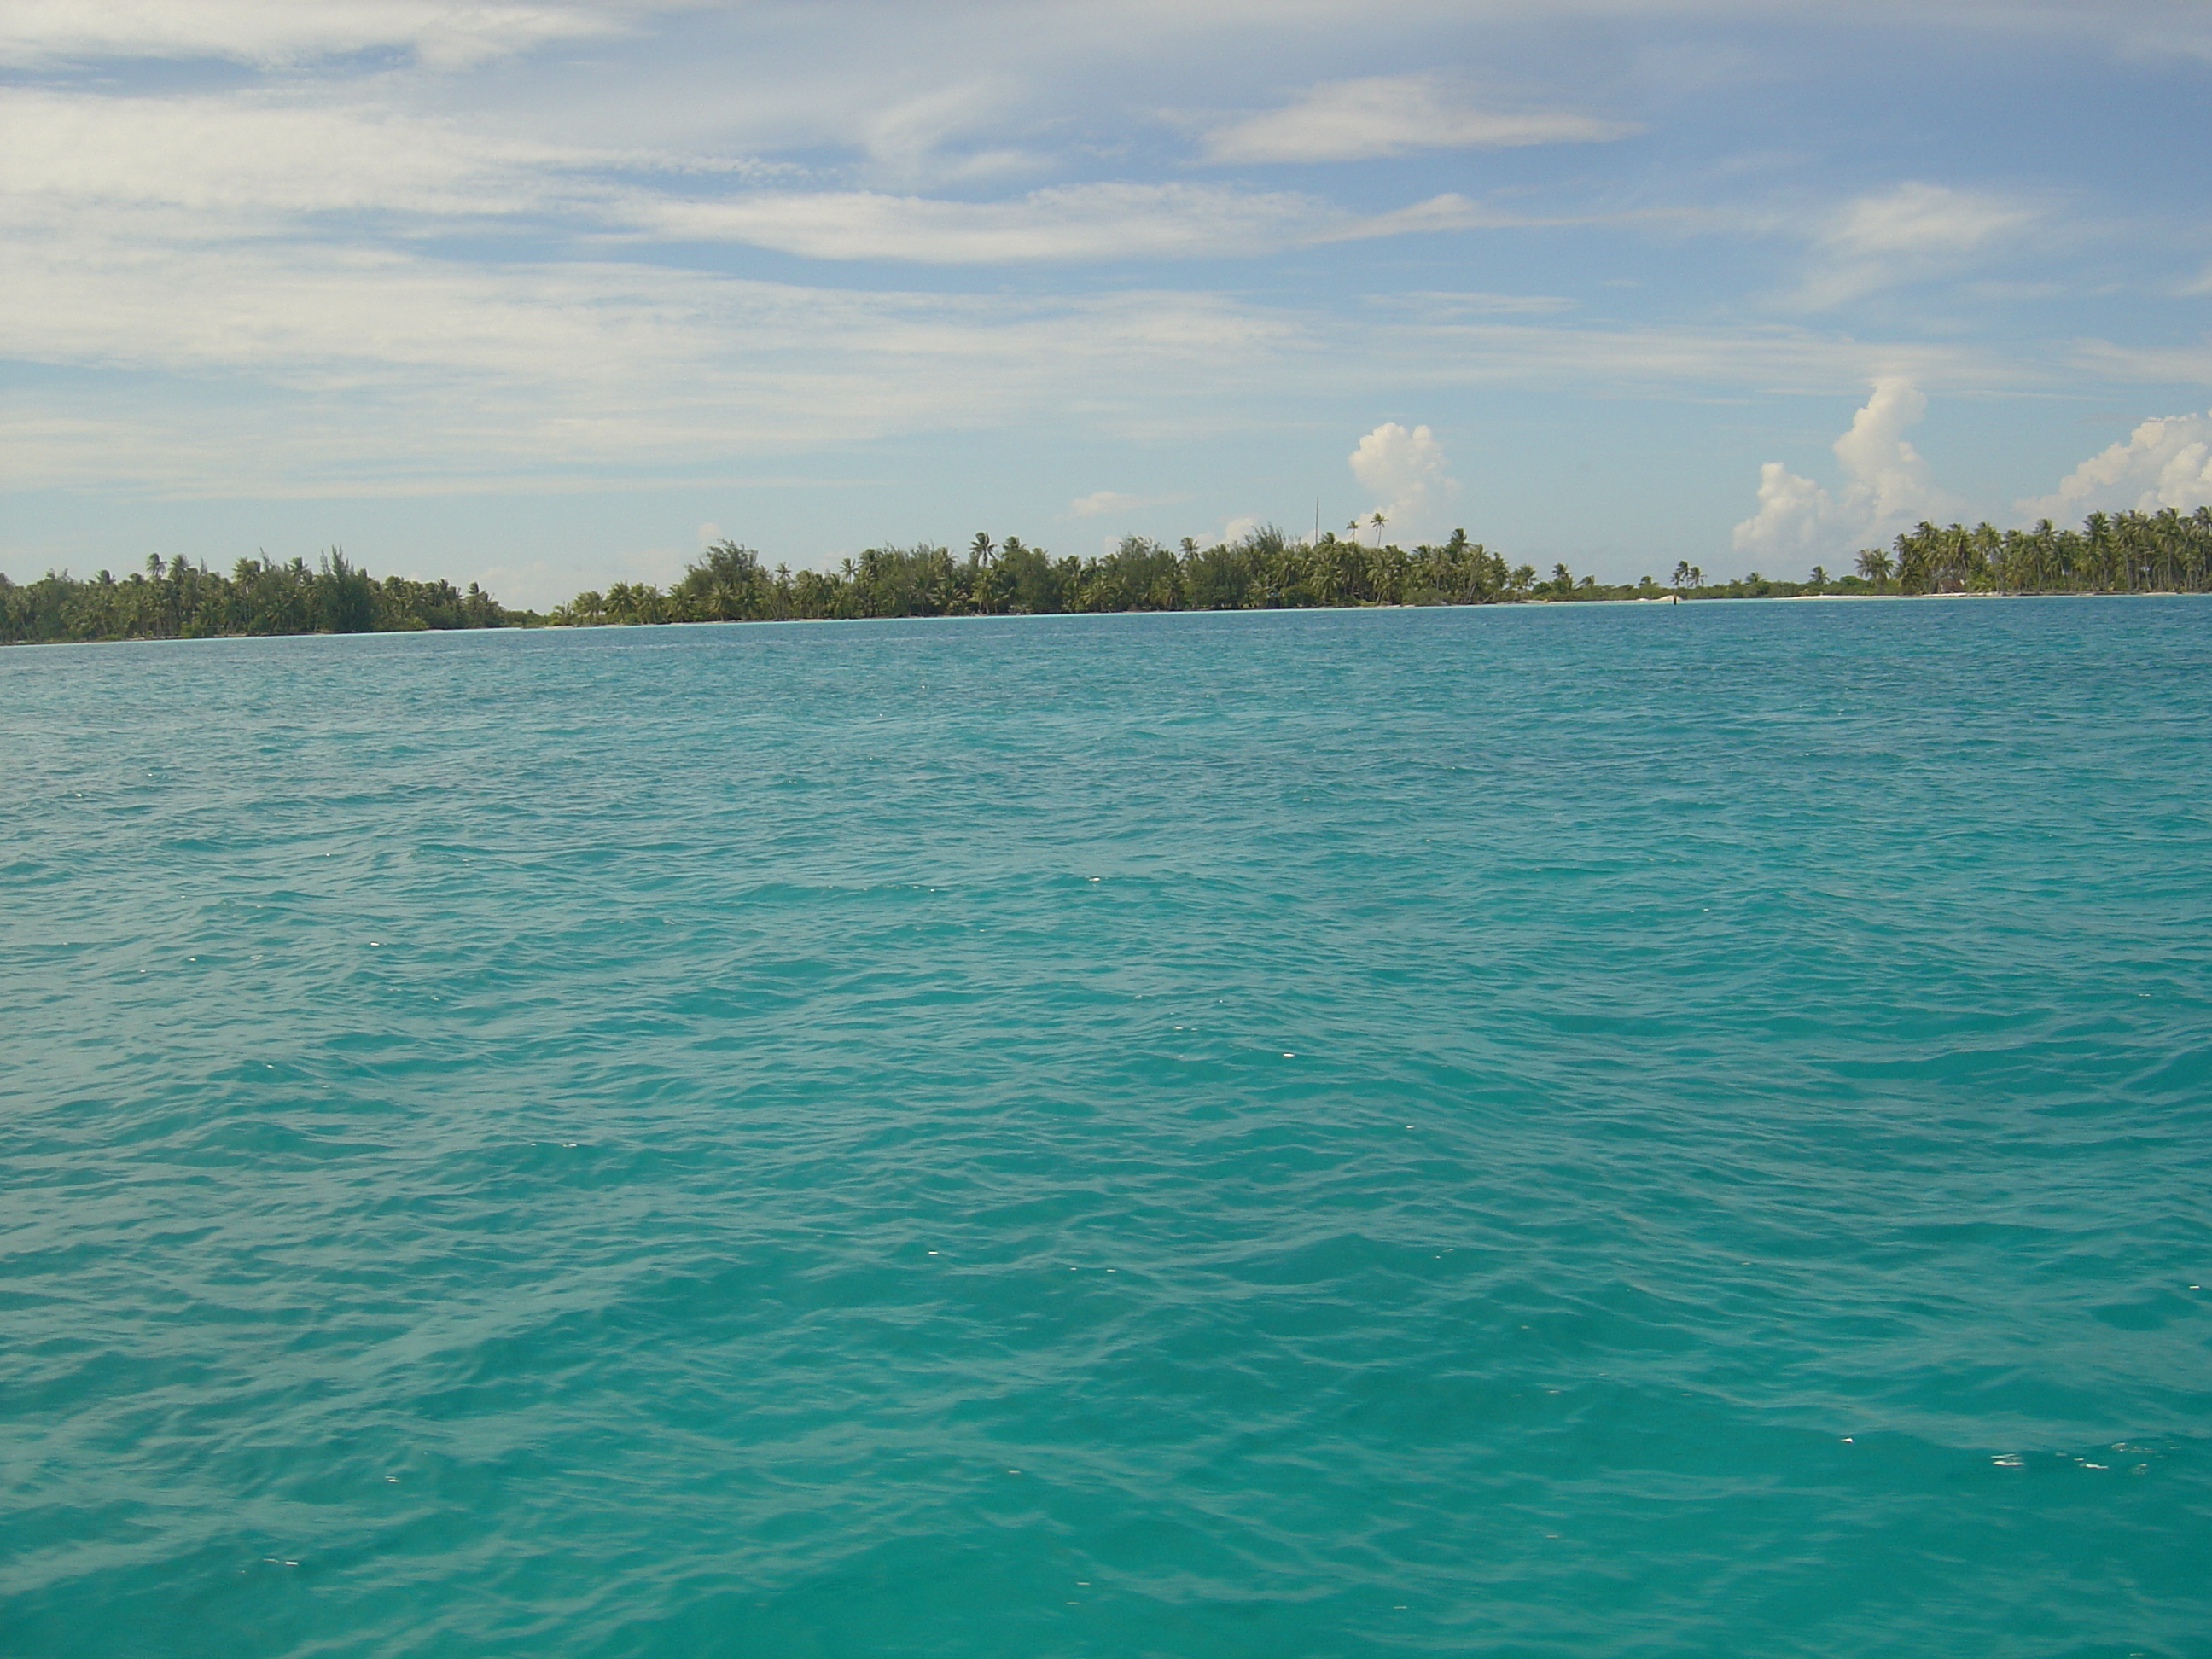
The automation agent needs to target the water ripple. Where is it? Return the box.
[3,601,2209,1656]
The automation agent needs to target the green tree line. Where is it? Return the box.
[1852,509,2212,594]
[9,508,2208,645]
[553,527,1639,625]
[0,550,529,644]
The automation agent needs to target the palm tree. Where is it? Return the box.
[1892,524,1939,594]
[2085,511,2112,590]
[1855,547,1893,585]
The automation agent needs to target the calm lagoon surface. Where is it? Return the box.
[3,599,2208,1658]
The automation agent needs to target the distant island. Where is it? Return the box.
[4,509,2208,645]
[0,551,529,644]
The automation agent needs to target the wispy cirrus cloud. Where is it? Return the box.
[0,224,1316,492]
[1202,73,1636,163]
[0,87,802,265]
[0,86,1523,265]
[0,91,600,224]
[1793,181,2040,308]
[2066,328,2212,387]
[0,0,643,69]
[1366,290,1579,317]
[640,182,1504,262]
[4,0,2206,605]
[1381,317,2028,396]
[0,214,2064,507]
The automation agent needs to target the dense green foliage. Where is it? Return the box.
[9,507,2208,646]
[0,551,529,644]
[1856,509,2212,594]
[554,528,1616,624]
[552,509,2212,628]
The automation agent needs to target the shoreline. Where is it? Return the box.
[10,585,2211,649]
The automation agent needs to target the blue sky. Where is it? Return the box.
[5,0,2211,606]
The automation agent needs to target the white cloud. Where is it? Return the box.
[2018,412,2212,520]
[1796,182,2038,308]
[0,0,634,69]
[1732,378,1953,564]
[1318,193,1521,242]
[1384,316,2023,396]
[1203,73,1636,163]
[0,157,2052,506]
[1824,183,2029,259]
[0,91,598,224]
[1068,490,1182,517]
[1349,422,1458,543]
[1371,290,1578,317]
[641,183,1494,263]
[0,0,2192,550]
[0,212,1319,494]
[849,79,1046,183]
[0,84,1511,271]
[2068,338,2212,386]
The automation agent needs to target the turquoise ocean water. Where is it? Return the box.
[3,599,2208,1657]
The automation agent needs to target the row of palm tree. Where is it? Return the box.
[1857,508,2212,594]
[553,528,1609,625]
[9,507,2205,645]
[0,551,524,644]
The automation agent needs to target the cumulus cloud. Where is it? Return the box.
[1203,73,1635,164]
[1349,422,1459,544]
[1796,183,2037,308]
[2018,412,2212,520]
[1732,379,1953,564]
